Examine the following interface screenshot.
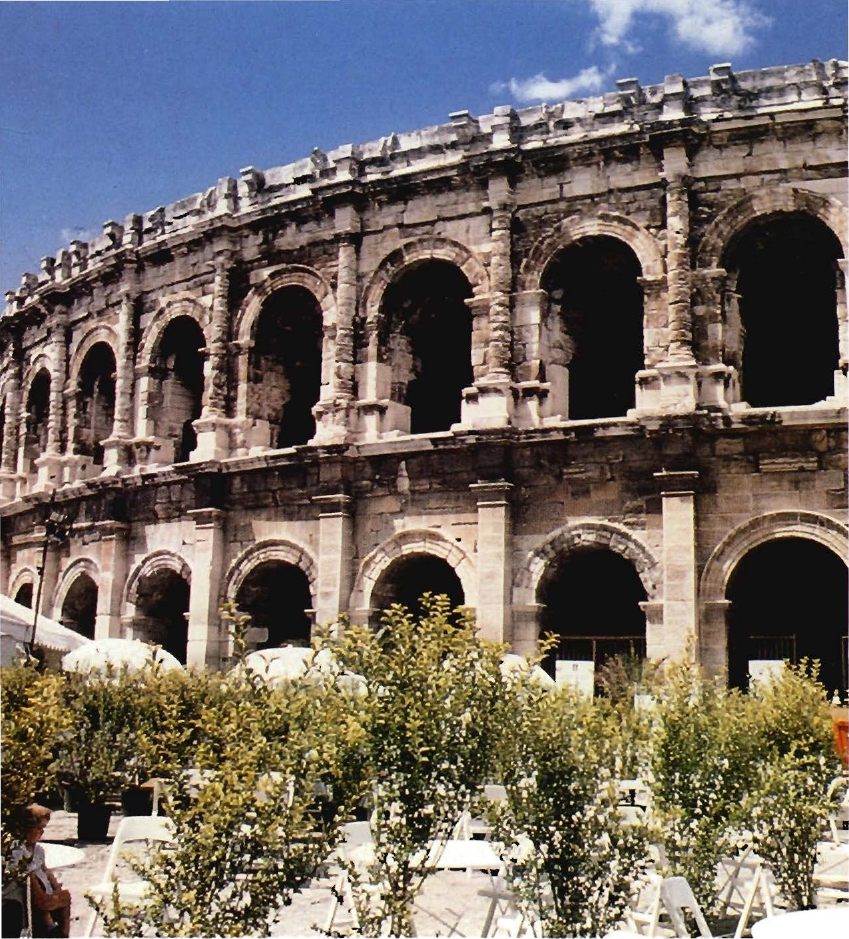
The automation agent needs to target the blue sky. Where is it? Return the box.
[1,0,845,294]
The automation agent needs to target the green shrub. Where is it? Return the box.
[648,659,758,911]
[737,661,839,910]
[491,686,650,938]
[96,662,368,936]
[1,662,71,863]
[324,595,510,936]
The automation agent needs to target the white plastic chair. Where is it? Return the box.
[84,815,175,937]
[659,876,713,938]
[323,821,375,934]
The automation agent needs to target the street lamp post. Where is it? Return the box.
[27,493,77,655]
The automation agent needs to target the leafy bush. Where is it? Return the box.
[324,595,510,936]
[738,661,839,910]
[648,658,759,911]
[53,669,141,802]
[96,663,368,936]
[1,662,71,861]
[491,685,650,938]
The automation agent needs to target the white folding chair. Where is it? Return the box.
[659,876,712,938]
[826,776,849,844]
[84,815,174,937]
[323,821,375,934]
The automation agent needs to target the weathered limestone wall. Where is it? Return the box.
[1,60,847,676]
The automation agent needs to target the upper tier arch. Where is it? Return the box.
[697,188,849,269]
[519,212,665,291]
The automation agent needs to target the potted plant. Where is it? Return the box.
[54,673,136,840]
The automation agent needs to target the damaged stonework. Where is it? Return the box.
[1,61,847,690]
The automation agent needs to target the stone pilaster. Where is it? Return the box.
[34,309,68,491]
[311,493,354,627]
[470,481,513,642]
[664,169,695,364]
[654,470,699,662]
[463,177,515,428]
[829,259,848,403]
[102,289,136,473]
[511,603,543,657]
[94,521,130,638]
[700,598,732,679]
[0,340,23,500]
[313,207,358,443]
[192,255,233,461]
[186,507,227,667]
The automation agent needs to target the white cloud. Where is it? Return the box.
[584,0,770,57]
[491,65,610,104]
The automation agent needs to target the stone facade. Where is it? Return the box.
[1,61,847,688]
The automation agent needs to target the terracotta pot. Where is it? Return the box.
[831,707,848,768]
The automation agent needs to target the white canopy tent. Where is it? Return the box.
[0,593,92,667]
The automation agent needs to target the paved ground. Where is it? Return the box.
[41,810,848,938]
[42,810,515,938]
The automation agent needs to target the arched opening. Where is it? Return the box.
[74,343,116,467]
[725,214,842,407]
[133,569,191,664]
[152,317,205,464]
[234,561,312,649]
[23,370,51,471]
[538,548,647,685]
[13,583,33,608]
[251,286,322,448]
[542,237,643,419]
[370,553,465,624]
[727,538,848,693]
[60,573,98,639]
[381,261,473,433]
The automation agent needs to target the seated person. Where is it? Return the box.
[3,804,72,939]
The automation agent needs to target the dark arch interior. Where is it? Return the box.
[727,538,848,693]
[25,371,51,461]
[61,573,98,640]
[538,548,647,677]
[76,343,116,464]
[253,286,322,448]
[157,317,205,463]
[134,569,191,664]
[543,237,643,420]
[370,553,465,623]
[727,214,842,407]
[14,583,33,608]
[234,560,312,649]
[383,261,474,434]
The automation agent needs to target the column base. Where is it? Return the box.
[461,377,514,429]
[634,362,739,414]
[191,415,231,462]
[100,436,132,476]
[312,399,354,445]
[33,453,64,492]
[0,470,22,502]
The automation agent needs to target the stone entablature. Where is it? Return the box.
[1,61,847,681]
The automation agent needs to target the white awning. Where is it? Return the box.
[0,593,92,657]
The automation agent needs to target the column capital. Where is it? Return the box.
[654,469,699,494]
[187,507,226,528]
[311,492,353,516]
[470,480,514,505]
